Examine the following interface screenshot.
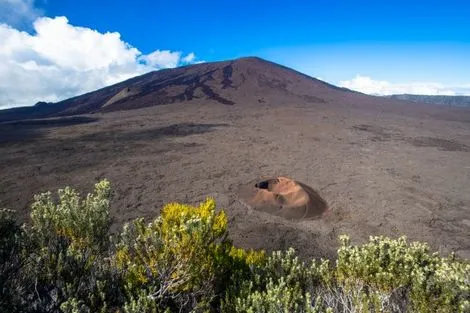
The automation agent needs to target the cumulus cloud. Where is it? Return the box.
[339,75,470,96]
[0,16,199,109]
[138,50,196,69]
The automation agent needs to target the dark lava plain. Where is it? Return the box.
[1,58,469,260]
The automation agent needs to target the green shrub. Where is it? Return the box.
[0,209,29,312]
[0,180,468,313]
[232,235,469,313]
[336,235,469,312]
[30,180,111,252]
[21,180,117,312]
[115,198,265,312]
[231,248,330,313]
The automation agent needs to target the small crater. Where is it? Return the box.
[238,177,328,220]
[255,178,278,191]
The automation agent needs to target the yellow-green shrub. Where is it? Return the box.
[115,198,265,311]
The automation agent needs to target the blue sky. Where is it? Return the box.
[1,0,469,108]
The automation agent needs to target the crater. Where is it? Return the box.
[238,177,328,220]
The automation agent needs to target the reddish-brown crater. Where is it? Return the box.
[238,177,328,220]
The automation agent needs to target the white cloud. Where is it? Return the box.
[0,16,198,109]
[139,51,199,68]
[339,75,470,96]
[182,52,196,63]
[0,0,42,29]
[139,50,182,69]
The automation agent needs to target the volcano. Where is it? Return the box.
[1,57,469,123]
[0,57,353,121]
[1,57,470,260]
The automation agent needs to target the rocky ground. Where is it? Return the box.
[1,99,469,260]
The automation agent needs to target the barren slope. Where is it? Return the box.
[1,57,469,260]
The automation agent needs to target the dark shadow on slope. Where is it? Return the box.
[104,69,236,110]
[221,63,234,89]
[409,137,469,152]
[159,70,236,105]
[0,123,225,178]
[78,123,229,142]
[0,116,99,144]
[1,116,98,127]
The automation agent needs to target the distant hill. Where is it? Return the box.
[387,94,470,107]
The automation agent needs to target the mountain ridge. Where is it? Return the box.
[386,94,470,107]
[0,57,355,122]
[2,56,470,123]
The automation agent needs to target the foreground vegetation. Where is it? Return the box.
[1,180,468,312]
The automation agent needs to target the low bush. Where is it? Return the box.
[115,198,262,312]
[0,180,468,312]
